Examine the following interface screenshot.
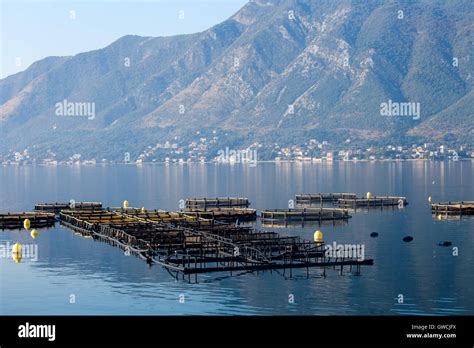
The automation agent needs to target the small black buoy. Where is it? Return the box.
[438,241,452,247]
[370,232,379,237]
[403,236,413,242]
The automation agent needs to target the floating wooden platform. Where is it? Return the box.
[185,197,250,208]
[57,206,371,280]
[296,193,357,204]
[431,201,474,215]
[260,208,351,222]
[261,219,349,228]
[35,201,102,213]
[182,208,257,222]
[337,196,408,207]
[0,212,55,229]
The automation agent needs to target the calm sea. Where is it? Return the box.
[0,161,473,315]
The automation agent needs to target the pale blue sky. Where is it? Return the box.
[0,0,247,78]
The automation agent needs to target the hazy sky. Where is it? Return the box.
[0,0,247,79]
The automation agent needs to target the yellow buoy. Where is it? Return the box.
[366,192,372,200]
[428,196,432,203]
[12,253,22,263]
[12,243,22,254]
[31,228,38,239]
[23,218,31,230]
[437,214,442,220]
[141,207,146,214]
[123,200,129,209]
[314,230,323,243]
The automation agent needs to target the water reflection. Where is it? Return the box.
[0,161,472,315]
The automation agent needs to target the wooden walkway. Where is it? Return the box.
[260,208,351,222]
[431,201,474,215]
[0,212,55,229]
[261,219,349,228]
[337,196,407,207]
[295,193,408,208]
[296,193,356,204]
[185,197,250,208]
[58,207,372,280]
[182,208,257,222]
[35,201,102,213]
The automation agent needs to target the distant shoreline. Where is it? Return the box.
[2,158,473,167]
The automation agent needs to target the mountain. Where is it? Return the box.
[1,0,473,160]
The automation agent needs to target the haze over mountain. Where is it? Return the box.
[1,0,473,160]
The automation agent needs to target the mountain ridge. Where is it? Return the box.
[1,0,472,160]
